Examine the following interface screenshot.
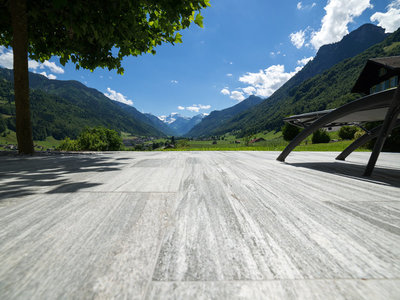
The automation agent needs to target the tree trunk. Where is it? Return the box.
[9,0,34,154]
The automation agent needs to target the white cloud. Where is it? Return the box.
[0,46,65,74]
[177,106,185,110]
[171,80,179,84]
[220,88,230,95]
[104,87,133,106]
[185,104,211,112]
[158,115,167,121]
[297,1,316,10]
[371,0,400,33]
[242,86,257,95]
[39,72,57,80]
[239,64,300,98]
[297,56,314,66]
[310,0,373,50]
[222,55,315,100]
[230,91,245,102]
[40,61,64,74]
[270,51,282,56]
[186,106,200,112]
[28,60,40,70]
[226,73,233,77]
[0,46,13,69]
[290,30,306,49]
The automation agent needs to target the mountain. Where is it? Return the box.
[158,113,206,136]
[288,23,388,93]
[187,95,263,137]
[200,24,397,137]
[111,102,177,136]
[158,113,183,125]
[0,68,165,140]
[143,113,177,136]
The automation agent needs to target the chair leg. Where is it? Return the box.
[336,120,400,161]
[276,89,395,162]
[364,87,400,176]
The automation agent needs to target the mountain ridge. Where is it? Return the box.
[187,95,263,137]
[158,113,206,136]
[207,26,400,137]
[0,68,165,139]
[191,23,392,137]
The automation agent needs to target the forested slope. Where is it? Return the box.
[211,27,400,137]
[0,69,164,140]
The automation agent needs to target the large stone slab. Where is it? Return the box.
[152,152,400,282]
[0,191,175,299]
[0,151,399,299]
[146,280,400,300]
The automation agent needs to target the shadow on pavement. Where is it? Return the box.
[287,160,400,188]
[0,154,130,201]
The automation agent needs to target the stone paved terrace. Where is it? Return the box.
[0,151,399,299]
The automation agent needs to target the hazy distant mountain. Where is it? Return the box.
[143,113,177,136]
[187,95,263,137]
[158,113,184,125]
[158,113,207,136]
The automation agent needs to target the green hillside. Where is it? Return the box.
[187,95,263,137]
[208,28,400,137]
[0,69,165,140]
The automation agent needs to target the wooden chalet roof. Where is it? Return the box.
[352,56,400,94]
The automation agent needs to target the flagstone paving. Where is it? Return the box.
[0,151,399,299]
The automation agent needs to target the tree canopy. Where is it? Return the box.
[0,0,210,153]
[1,0,210,73]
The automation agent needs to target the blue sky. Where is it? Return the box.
[1,0,399,119]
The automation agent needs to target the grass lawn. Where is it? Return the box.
[0,131,62,151]
[167,139,368,152]
[0,129,370,153]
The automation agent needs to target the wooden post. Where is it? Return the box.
[10,0,34,154]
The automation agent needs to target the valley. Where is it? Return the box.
[1,24,400,153]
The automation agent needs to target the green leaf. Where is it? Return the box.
[175,33,182,44]
[194,13,204,28]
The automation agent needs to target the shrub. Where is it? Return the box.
[57,127,122,151]
[366,127,400,152]
[243,134,254,146]
[77,127,122,151]
[58,137,79,151]
[6,117,16,131]
[354,130,365,140]
[312,129,330,144]
[32,125,47,141]
[338,126,358,140]
[134,144,144,151]
[152,142,161,150]
[177,139,189,148]
[282,123,301,141]
[0,117,6,133]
